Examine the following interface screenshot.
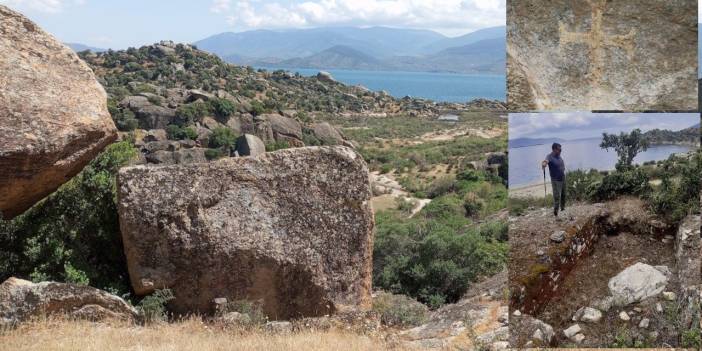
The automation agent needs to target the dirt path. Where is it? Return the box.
[369,171,430,216]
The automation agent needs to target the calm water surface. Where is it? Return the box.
[258,67,505,103]
[509,139,694,187]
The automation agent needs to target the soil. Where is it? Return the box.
[508,197,685,348]
[540,231,677,347]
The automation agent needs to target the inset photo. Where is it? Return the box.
[507,113,701,348]
[507,0,698,111]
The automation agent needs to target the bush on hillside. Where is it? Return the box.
[166,124,198,140]
[565,169,603,202]
[175,101,211,125]
[373,210,507,309]
[372,291,428,327]
[0,141,137,295]
[209,98,235,120]
[588,167,650,201]
[208,127,237,150]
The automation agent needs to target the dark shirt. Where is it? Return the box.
[546,152,565,181]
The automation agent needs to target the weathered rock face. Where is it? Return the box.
[117,146,374,319]
[0,277,137,324]
[507,0,697,111]
[311,122,344,145]
[0,5,117,219]
[234,134,266,156]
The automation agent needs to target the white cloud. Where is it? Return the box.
[0,0,84,13]
[210,0,230,14]
[213,0,505,36]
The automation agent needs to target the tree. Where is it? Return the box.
[0,141,137,294]
[600,129,650,170]
[209,127,237,150]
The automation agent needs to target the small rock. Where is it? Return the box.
[580,307,603,323]
[619,311,630,321]
[550,231,565,243]
[533,328,544,342]
[649,331,659,339]
[573,333,585,344]
[512,310,521,316]
[536,249,545,256]
[592,296,614,312]
[639,318,650,329]
[633,307,642,313]
[662,291,676,301]
[563,324,581,338]
[655,303,663,312]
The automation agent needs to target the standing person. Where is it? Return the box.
[541,143,566,218]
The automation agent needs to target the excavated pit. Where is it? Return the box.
[508,197,690,347]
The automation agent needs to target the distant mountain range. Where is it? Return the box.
[66,42,106,53]
[193,26,506,74]
[512,124,700,149]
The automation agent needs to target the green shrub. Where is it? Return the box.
[463,192,485,217]
[426,176,457,199]
[175,101,211,125]
[107,100,138,131]
[0,141,137,294]
[209,98,235,120]
[588,167,650,201]
[138,289,175,323]
[372,291,428,327]
[265,140,291,152]
[565,169,603,202]
[250,100,266,116]
[209,127,237,149]
[165,124,197,140]
[373,210,507,308]
[204,148,225,160]
[395,197,417,215]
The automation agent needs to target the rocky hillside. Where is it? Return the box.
[644,125,701,146]
[76,41,504,165]
[80,41,502,130]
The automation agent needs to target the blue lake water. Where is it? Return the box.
[509,139,694,187]
[258,67,505,103]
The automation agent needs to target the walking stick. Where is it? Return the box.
[543,168,547,207]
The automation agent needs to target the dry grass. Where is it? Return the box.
[0,317,404,351]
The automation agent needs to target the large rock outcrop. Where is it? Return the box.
[507,0,697,111]
[117,146,374,319]
[0,277,137,325]
[0,5,117,219]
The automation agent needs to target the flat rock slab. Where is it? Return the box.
[0,5,117,219]
[507,0,697,111]
[117,146,374,319]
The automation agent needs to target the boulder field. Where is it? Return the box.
[0,5,117,219]
[117,146,374,319]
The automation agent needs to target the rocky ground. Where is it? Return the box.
[508,197,700,348]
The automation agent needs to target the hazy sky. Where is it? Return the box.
[509,113,700,140]
[0,0,506,49]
